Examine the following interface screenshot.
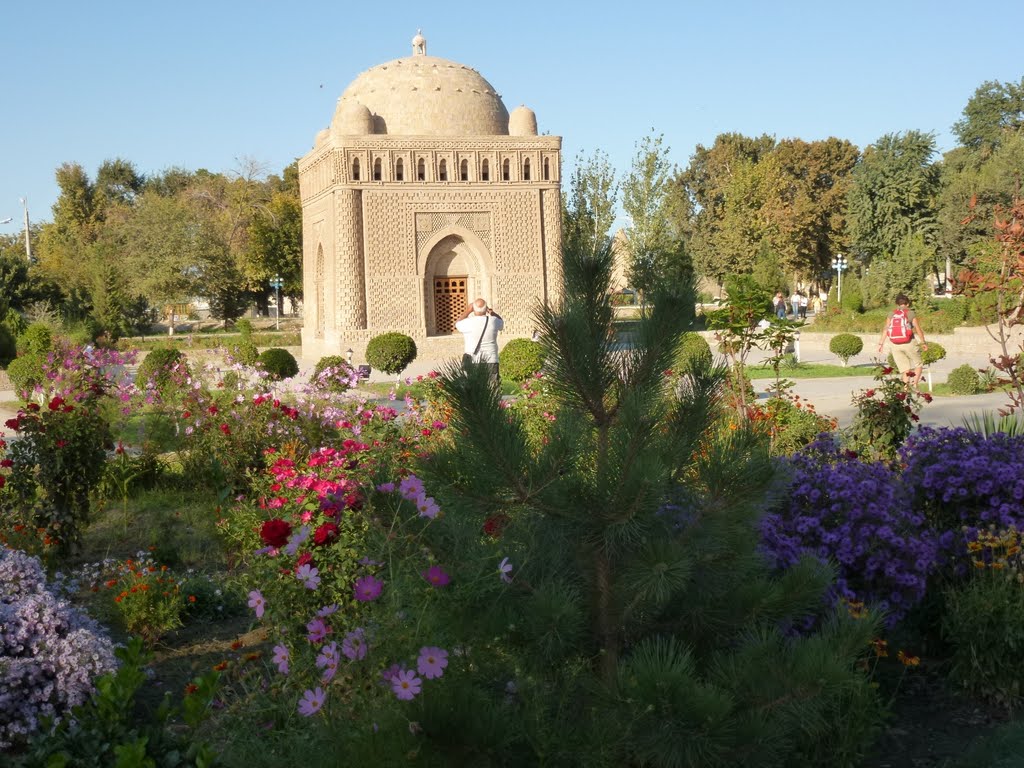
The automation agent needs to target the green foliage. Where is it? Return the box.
[136,347,187,395]
[921,341,947,365]
[18,322,53,355]
[2,307,28,338]
[705,275,775,412]
[23,637,221,767]
[758,396,836,456]
[257,348,298,380]
[845,366,927,463]
[947,363,982,395]
[829,333,864,366]
[0,324,15,367]
[840,276,864,313]
[365,332,418,375]
[312,354,356,392]
[674,332,713,374]
[6,352,46,394]
[231,337,259,366]
[943,564,1024,709]
[962,411,1024,438]
[498,338,546,382]
[109,560,185,645]
[563,148,619,255]
[234,317,254,338]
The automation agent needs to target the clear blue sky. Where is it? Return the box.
[2,0,1021,237]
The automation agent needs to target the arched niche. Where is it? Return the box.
[419,229,493,336]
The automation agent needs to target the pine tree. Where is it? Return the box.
[415,238,882,767]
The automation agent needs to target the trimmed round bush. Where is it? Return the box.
[947,364,982,395]
[231,338,259,366]
[258,348,299,381]
[0,324,15,367]
[234,317,254,338]
[6,353,45,394]
[499,339,545,382]
[829,333,864,366]
[136,347,187,393]
[17,323,53,356]
[922,342,947,366]
[366,332,417,376]
[312,354,357,393]
[674,333,712,374]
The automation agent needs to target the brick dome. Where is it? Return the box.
[334,54,510,136]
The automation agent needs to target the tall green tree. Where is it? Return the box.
[952,77,1024,156]
[846,131,940,265]
[562,149,619,255]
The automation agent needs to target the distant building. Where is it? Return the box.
[299,32,563,360]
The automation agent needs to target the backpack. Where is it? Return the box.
[887,308,914,344]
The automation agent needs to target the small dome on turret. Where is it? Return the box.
[332,100,374,135]
[314,127,330,148]
[509,104,537,136]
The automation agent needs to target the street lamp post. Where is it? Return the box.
[831,254,848,306]
[20,198,31,262]
[269,274,284,331]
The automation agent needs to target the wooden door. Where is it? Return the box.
[434,276,467,334]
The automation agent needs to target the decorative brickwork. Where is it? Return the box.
[334,189,367,329]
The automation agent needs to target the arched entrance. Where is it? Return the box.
[421,232,491,336]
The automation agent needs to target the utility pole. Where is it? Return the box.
[20,198,31,262]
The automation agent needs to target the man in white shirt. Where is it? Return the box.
[455,298,504,385]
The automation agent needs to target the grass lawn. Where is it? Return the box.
[745,362,877,379]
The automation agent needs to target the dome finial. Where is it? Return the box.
[412,29,426,56]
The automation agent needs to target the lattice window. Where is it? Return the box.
[434,276,467,335]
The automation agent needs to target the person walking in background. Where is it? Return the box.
[878,294,928,389]
[790,290,801,318]
[456,298,504,386]
[798,292,808,319]
[812,294,823,315]
[773,291,787,320]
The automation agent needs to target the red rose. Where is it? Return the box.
[865,389,875,398]
[182,410,191,419]
[882,366,893,375]
[483,513,511,539]
[208,405,219,415]
[220,423,231,435]
[895,392,906,401]
[48,396,65,411]
[260,518,292,548]
[4,418,19,431]
[0,459,12,468]
[0,476,5,489]
[295,551,314,568]
[922,393,933,403]
[313,523,339,546]
[26,403,40,412]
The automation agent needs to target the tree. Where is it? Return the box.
[562,149,619,255]
[245,187,303,303]
[846,131,940,265]
[622,132,691,299]
[953,77,1024,156]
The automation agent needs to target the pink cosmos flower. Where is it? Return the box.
[296,563,321,590]
[417,647,449,680]
[353,575,383,602]
[247,589,266,618]
[272,644,290,675]
[297,687,326,716]
[421,565,451,587]
[398,475,425,501]
[498,557,513,583]
[417,496,440,519]
[317,604,339,617]
[342,628,367,661]
[306,617,331,643]
[316,642,340,682]
[376,482,396,493]
[379,663,402,685]
[392,669,422,701]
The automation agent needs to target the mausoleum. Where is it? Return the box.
[299,32,563,360]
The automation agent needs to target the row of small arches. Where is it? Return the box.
[351,156,550,183]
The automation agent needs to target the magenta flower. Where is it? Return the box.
[417,647,449,680]
[353,575,383,602]
[306,617,331,643]
[376,482,396,493]
[498,557,513,583]
[398,475,425,501]
[247,589,266,618]
[417,496,440,519]
[380,663,402,685]
[297,687,326,716]
[421,565,451,588]
[272,644,290,675]
[296,563,321,590]
[342,628,367,661]
[392,668,422,701]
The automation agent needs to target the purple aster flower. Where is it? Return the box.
[379,663,402,685]
[353,575,383,602]
[296,564,321,590]
[297,687,326,716]
[376,482,396,493]
[391,669,422,701]
[417,646,449,680]
[422,565,451,587]
[498,557,513,583]
[342,628,367,661]
[247,590,266,619]
[306,617,331,643]
[316,604,339,617]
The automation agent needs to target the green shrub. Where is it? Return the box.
[947,363,982,395]
[365,332,417,375]
[234,317,254,338]
[499,339,546,382]
[921,341,946,366]
[231,337,259,366]
[840,278,863,314]
[6,352,46,394]
[312,354,356,392]
[829,333,863,366]
[258,348,299,380]
[943,566,1024,708]
[136,347,187,394]
[0,324,15,367]
[674,332,713,374]
[2,307,27,338]
[17,323,53,356]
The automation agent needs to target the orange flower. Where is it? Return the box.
[184,683,199,695]
[188,595,197,603]
[230,640,243,651]
[213,661,229,672]
[897,650,920,667]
